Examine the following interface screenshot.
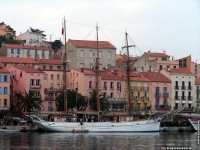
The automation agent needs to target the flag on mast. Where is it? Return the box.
[62,20,64,35]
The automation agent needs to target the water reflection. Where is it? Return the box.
[0,132,198,150]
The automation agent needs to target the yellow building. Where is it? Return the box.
[0,22,16,37]
[0,69,10,110]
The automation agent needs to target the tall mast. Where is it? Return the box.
[122,31,133,115]
[63,17,68,111]
[96,23,100,119]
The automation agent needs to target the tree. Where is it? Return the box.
[88,89,109,111]
[51,40,63,53]
[56,90,88,111]
[0,35,23,47]
[15,90,43,113]
[29,27,46,40]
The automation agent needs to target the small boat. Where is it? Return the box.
[188,118,199,131]
[0,128,22,132]
[29,115,160,132]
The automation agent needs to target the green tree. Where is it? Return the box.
[51,40,63,53]
[88,89,109,111]
[0,35,23,47]
[56,90,87,111]
[15,90,43,113]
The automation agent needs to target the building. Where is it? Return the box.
[127,72,151,112]
[0,44,53,59]
[142,72,172,112]
[7,65,44,110]
[177,55,192,72]
[133,51,179,72]
[195,77,200,112]
[161,68,196,111]
[0,69,10,110]
[191,61,200,77]
[0,22,16,37]
[16,29,51,47]
[64,39,116,70]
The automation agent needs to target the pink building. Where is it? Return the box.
[142,72,172,112]
[7,65,44,111]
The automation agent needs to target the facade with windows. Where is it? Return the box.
[195,77,200,112]
[0,44,53,59]
[0,69,10,110]
[64,39,116,70]
[161,68,196,111]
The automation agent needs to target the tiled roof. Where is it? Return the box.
[170,68,193,75]
[196,77,200,85]
[0,57,38,64]
[68,39,116,49]
[0,69,9,73]
[38,59,63,65]
[144,52,170,58]
[142,72,171,83]
[3,44,52,51]
[13,65,43,73]
[76,68,96,76]
[130,73,150,82]
[101,70,125,80]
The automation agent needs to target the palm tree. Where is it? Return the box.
[15,90,43,113]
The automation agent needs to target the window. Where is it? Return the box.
[48,102,53,111]
[175,91,178,97]
[80,50,84,57]
[4,75,8,82]
[17,49,20,54]
[117,82,121,91]
[11,49,14,54]
[144,92,148,98]
[110,93,113,98]
[4,99,7,107]
[80,63,84,68]
[57,66,61,70]
[4,87,8,94]
[167,66,170,70]
[159,65,163,71]
[49,65,53,70]
[137,92,140,98]
[103,82,107,90]
[162,57,167,61]
[30,79,34,86]
[90,50,93,57]
[110,82,114,89]
[27,50,30,57]
[103,92,106,98]
[175,81,178,87]
[173,66,176,68]
[36,80,40,86]
[44,74,47,81]
[42,51,45,59]
[57,74,60,81]
[89,81,92,89]
[156,87,159,93]
[163,87,167,93]
[50,74,54,80]
[90,63,93,69]
[43,65,46,70]
[130,92,134,99]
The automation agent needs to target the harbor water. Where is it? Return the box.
[0,132,199,150]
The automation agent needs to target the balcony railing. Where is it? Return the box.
[181,96,186,100]
[136,86,142,91]
[155,105,170,110]
[174,96,179,100]
[130,86,134,90]
[103,86,107,90]
[110,87,114,91]
[45,96,55,101]
[44,88,63,94]
[174,86,179,90]
[155,93,161,98]
[196,89,200,94]
[188,86,192,90]
[181,86,186,90]
[188,96,193,100]
[30,84,41,89]
[143,87,149,91]
[163,93,169,98]
[117,87,121,91]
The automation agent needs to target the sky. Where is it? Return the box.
[0,0,200,61]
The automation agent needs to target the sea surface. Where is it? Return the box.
[0,132,199,150]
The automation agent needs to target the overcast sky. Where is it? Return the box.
[1,0,200,61]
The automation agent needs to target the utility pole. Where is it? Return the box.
[122,31,134,116]
[63,17,68,111]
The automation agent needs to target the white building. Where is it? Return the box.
[0,44,53,59]
[161,68,196,111]
[63,39,116,70]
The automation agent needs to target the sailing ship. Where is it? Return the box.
[33,19,161,132]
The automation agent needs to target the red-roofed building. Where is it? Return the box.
[0,22,16,37]
[133,51,179,72]
[64,39,116,70]
[161,68,196,112]
[195,77,200,112]
[0,68,10,110]
[142,72,172,112]
[0,44,53,59]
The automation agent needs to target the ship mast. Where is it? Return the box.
[63,17,68,111]
[96,23,100,121]
[122,31,134,115]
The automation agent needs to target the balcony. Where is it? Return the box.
[155,105,171,111]
[130,86,134,90]
[181,86,186,90]
[188,96,193,101]
[117,87,121,91]
[181,96,186,100]
[30,84,41,89]
[174,86,179,90]
[163,93,169,98]
[45,96,55,101]
[187,86,192,90]
[103,86,107,90]
[136,86,142,91]
[197,89,200,94]
[174,96,179,100]
[155,92,161,98]
[44,88,63,94]
[110,87,114,91]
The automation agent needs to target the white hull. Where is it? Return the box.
[34,119,160,132]
[188,119,198,131]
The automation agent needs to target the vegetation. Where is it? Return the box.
[29,27,46,40]
[15,90,43,113]
[0,35,23,47]
[51,40,63,53]
[56,90,88,111]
